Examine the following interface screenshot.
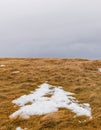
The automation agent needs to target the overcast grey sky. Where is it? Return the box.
[0,0,101,59]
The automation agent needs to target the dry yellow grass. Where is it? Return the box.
[0,58,101,130]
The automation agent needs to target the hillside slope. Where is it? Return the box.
[0,58,101,130]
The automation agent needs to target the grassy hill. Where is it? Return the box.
[0,58,101,130]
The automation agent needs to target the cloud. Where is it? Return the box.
[0,0,101,59]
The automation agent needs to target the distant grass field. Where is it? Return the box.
[0,58,101,130]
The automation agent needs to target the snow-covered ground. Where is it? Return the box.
[9,83,92,119]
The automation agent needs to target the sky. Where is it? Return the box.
[0,0,101,59]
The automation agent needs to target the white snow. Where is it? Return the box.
[98,68,101,72]
[16,127,23,130]
[0,64,5,67]
[11,71,20,74]
[10,83,92,119]
[16,127,27,130]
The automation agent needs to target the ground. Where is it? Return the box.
[0,58,101,130]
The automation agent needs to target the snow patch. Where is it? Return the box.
[0,64,5,67]
[11,71,20,74]
[10,83,92,119]
[16,127,27,130]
